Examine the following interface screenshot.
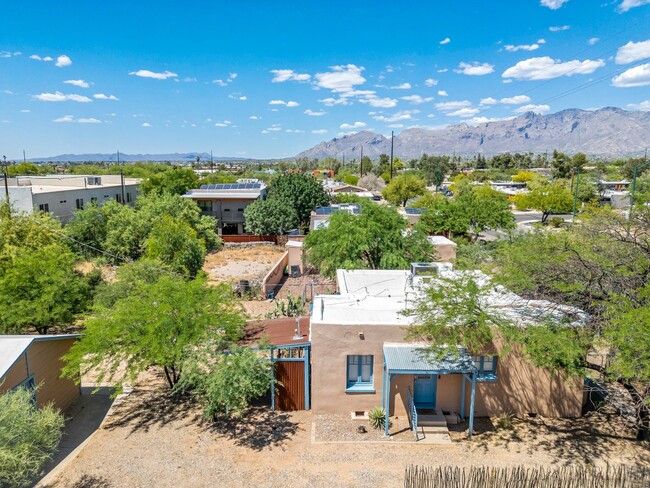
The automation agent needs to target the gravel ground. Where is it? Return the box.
[203,246,285,284]
[43,375,650,488]
[314,414,417,443]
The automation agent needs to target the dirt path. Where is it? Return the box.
[43,376,650,488]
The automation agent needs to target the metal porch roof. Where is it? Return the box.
[383,343,477,374]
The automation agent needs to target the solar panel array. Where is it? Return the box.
[314,204,361,215]
[404,207,425,215]
[199,183,262,190]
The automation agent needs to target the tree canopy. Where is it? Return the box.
[381,174,427,206]
[145,215,206,278]
[514,180,573,222]
[244,198,299,235]
[141,167,200,196]
[265,173,329,231]
[304,201,432,278]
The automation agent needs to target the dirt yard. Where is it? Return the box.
[203,245,286,284]
[43,374,650,488]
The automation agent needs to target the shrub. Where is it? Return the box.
[0,388,65,487]
[548,216,565,228]
[494,411,515,430]
[368,406,391,430]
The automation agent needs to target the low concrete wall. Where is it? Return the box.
[262,251,289,295]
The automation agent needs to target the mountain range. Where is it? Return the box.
[295,107,650,160]
[28,152,252,163]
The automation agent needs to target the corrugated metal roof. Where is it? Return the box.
[383,343,477,373]
[0,335,81,380]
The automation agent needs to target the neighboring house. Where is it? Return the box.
[310,263,585,438]
[310,203,361,231]
[182,179,267,235]
[400,207,426,226]
[0,335,80,411]
[4,175,140,224]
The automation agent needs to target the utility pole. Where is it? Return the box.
[389,131,394,180]
[210,150,214,173]
[118,150,126,205]
[360,147,364,177]
[3,155,9,204]
[572,168,580,222]
[22,149,26,163]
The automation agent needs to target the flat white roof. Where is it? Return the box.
[428,236,457,247]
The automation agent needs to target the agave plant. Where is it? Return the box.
[368,406,391,430]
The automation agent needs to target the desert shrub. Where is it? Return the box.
[368,406,391,430]
[494,411,515,430]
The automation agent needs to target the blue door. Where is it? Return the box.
[413,374,437,408]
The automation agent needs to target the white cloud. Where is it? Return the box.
[439,37,451,45]
[34,91,92,103]
[285,129,305,133]
[388,124,404,128]
[359,96,398,108]
[500,95,532,104]
[627,100,650,110]
[447,108,480,117]
[617,0,650,12]
[54,115,101,123]
[466,116,514,126]
[20,109,30,113]
[271,69,311,82]
[424,78,438,87]
[314,64,366,93]
[181,77,197,82]
[212,79,228,86]
[436,100,472,111]
[0,51,21,58]
[228,93,247,100]
[268,99,299,107]
[318,97,350,107]
[401,95,434,104]
[437,90,448,97]
[129,69,177,80]
[64,79,90,88]
[437,68,448,73]
[589,37,600,45]
[549,25,570,32]
[540,0,569,9]
[373,110,420,122]
[262,125,282,133]
[514,104,551,114]
[215,120,233,127]
[390,82,411,89]
[505,41,544,52]
[142,122,152,127]
[305,109,326,116]
[340,121,366,129]
[29,54,53,62]
[93,93,119,100]
[480,97,498,105]
[454,62,494,76]
[55,55,72,67]
[312,129,328,134]
[502,56,604,80]
[615,40,650,64]
[249,115,261,120]
[612,63,650,87]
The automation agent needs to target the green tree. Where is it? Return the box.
[266,173,329,231]
[455,185,515,240]
[141,167,199,196]
[145,215,206,278]
[381,174,427,206]
[6,162,47,177]
[64,202,107,258]
[244,198,299,235]
[0,245,93,334]
[416,154,453,186]
[63,276,246,391]
[0,388,65,488]
[304,201,432,278]
[516,180,573,222]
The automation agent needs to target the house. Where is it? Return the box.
[309,203,361,231]
[310,263,585,438]
[0,335,80,411]
[182,179,267,235]
[4,174,140,223]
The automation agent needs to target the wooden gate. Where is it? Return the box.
[275,360,305,411]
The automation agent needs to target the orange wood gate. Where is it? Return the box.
[275,360,305,411]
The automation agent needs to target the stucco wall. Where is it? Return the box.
[311,324,583,418]
[28,339,80,411]
[0,354,29,395]
[434,243,456,262]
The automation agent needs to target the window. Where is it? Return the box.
[91,197,98,203]
[472,355,498,382]
[38,203,49,212]
[115,194,122,203]
[197,200,213,212]
[11,375,36,406]
[346,355,374,392]
[75,198,84,210]
[126,192,132,203]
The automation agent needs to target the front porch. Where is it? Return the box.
[382,343,478,440]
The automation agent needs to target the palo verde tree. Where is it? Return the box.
[381,174,427,206]
[244,198,299,235]
[493,206,650,440]
[0,388,65,488]
[514,180,573,222]
[63,275,246,391]
[304,201,432,278]
[265,173,329,232]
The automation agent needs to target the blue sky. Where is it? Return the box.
[1,0,650,159]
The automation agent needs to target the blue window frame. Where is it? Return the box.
[11,375,37,407]
[472,355,498,382]
[346,355,375,392]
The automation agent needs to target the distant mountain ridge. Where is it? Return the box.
[296,107,650,159]
[28,152,252,163]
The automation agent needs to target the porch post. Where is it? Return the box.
[460,374,466,421]
[384,366,390,437]
[270,347,275,411]
[468,371,476,439]
[304,346,310,410]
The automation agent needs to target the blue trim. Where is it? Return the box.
[270,347,275,411]
[346,354,374,390]
[345,385,376,394]
[469,372,476,440]
[304,346,310,410]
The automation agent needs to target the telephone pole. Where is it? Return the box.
[360,146,364,177]
[22,149,26,163]
[118,150,126,205]
[210,150,214,173]
[389,131,394,180]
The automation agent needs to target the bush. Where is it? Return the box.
[548,216,565,228]
[0,388,65,488]
[368,406,391,430]
[494,411,515,430]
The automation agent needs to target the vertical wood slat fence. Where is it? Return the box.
[404,465,650,488]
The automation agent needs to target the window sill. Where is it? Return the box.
[476,373,498,383]
[345,385,376,394]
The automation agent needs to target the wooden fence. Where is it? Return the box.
[221,235,278,244]
[404,465,650,488]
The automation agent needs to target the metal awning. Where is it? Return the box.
[383,343,477,374]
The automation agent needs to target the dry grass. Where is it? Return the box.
[203,245,286,284]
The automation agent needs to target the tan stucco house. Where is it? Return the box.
[310,264,585,438]
[0,334,80,411]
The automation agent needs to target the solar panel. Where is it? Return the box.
[405,208,425,215]
[200,185,208,190]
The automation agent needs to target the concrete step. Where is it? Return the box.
[415,432,453,444]
[417,414,447,427]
